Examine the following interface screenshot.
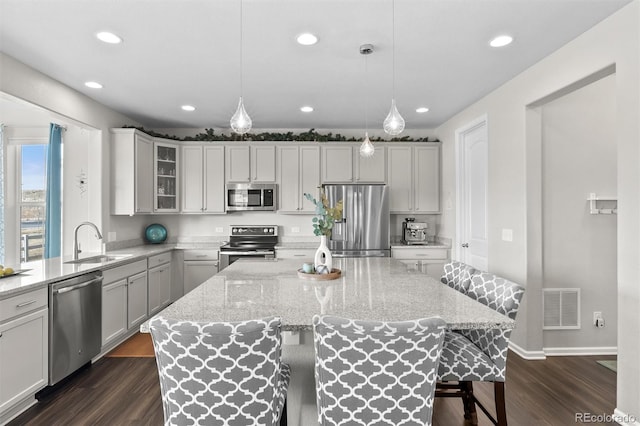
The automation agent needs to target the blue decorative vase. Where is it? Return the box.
[145,224,167,244]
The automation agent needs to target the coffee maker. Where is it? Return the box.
[401,217,428,245]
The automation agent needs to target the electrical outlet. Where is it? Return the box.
[593,311,605,328]
[291,227,300,233]
[502,229,513,242]
[108,231,117,242]
[215,227,223,233]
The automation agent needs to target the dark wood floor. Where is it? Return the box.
[10,352,616,426]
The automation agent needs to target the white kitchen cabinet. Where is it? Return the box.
[148,253,172,316]
[355,145,386,183]
[226,144,276,183]
[101,279,127,347]
[413,145,440,212]
[182,144,225,213]
[111,128,154,215]
[102,259,148,347]
[0,290,48,419]
[322,145,353,183]
[127,271,148,329]
[391,246,449,279]
[277,145,320,213]
[154,141,180,212]
[322,144,385,183]
[275,247,316,260]
[387,144,441,213]
[183,250,219,294]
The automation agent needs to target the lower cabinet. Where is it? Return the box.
[101,259,148,349]
[127,271,148,329]
[183,250,219,294]
[102,279,128,348]
[0,305,48,418]
[391,247,449,279]
[275,248,316,261]
[148,253,172,316]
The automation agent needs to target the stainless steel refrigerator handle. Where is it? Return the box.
[53,277,103,295]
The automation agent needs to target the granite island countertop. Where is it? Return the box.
[141,257,513,332]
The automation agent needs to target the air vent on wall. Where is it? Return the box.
[543,288,580,329]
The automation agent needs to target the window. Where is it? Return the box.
[19,144,47,262]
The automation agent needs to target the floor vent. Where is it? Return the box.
[543,288,580,329]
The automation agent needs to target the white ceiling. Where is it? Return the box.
[0,0,631,131]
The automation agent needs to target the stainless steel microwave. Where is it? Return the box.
[226,183,277,211]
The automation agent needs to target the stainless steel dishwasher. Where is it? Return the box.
[49,271,103,385]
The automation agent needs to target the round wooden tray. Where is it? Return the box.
[297,268,342,281]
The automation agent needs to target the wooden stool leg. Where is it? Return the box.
[494,381,507,426]
[280,399,288,426]
[463,381,478,424]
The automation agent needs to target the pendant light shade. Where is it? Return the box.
[359,44,375,158]
[384,0,404,136]
[230,97,252,134]
[360,132,375,157]
[230,0,252,135]
[383,99,405,136]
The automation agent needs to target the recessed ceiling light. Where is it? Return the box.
[416,107,430,113]
[96,31,122,44]
[296,33,318,46]
[84,81,103,89]
[181,105,196,112]
[489,35,513,48]
[300,106,314,113]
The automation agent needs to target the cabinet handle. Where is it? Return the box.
[462,243,469,248]
[16,300,36,308]
[294,254,305,257]
[0,333,3,338]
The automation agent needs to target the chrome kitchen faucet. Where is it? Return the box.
[73,221,103,260]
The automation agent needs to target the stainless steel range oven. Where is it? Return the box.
[219,225,278,270]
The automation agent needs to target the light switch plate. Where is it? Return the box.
[108,231,117,242]
[215,227,223,233]
[502,229,513,242]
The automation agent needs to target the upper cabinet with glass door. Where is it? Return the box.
[154,141,179,212]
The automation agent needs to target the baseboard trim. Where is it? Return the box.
[543,346,617,356]
[509,342,546,360]
[613,408,640,426]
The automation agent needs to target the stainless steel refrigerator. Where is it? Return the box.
[323,184,390,257]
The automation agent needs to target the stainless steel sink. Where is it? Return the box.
[65,254,131,264]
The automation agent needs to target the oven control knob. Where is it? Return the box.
[263,228,268,233]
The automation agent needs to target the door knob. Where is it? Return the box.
[462,243,469,248]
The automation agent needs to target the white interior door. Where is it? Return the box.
[456,117,488,271]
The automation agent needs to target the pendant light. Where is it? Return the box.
[359,44,375,158]
[230,0,252,134]
[383,0,405,136]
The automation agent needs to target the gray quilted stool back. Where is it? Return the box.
[313,315,446,426]
[149,316,290,426]
[439,272,525,383]
[441,261,476,294]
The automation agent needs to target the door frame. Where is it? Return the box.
[455,114,488,265]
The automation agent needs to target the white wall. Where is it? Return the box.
[541,74,617,350]
[0,53,146,244]
[436,2,639,419]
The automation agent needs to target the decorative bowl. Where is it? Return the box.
[145,223,167,244]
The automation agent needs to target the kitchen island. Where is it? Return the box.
[141,257,513,332]
[141,257,515,425]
